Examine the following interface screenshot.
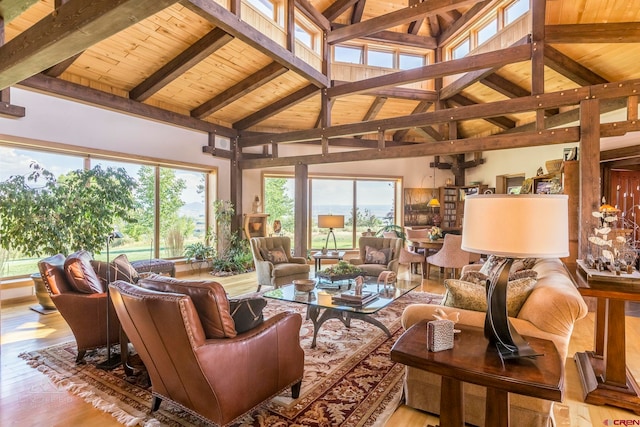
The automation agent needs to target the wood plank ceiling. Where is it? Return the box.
[1,0,640,169]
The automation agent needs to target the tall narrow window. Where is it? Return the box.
[451,38,470,60]
[334,45,364,64]
[505,0,529,25]
[399,53,425,70]
[368,49,394,68]
[246,0,276,20]
[477,18,498,45]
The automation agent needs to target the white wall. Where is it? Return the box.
[0,88,232,200]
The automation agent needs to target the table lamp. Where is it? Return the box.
[461,194,568,359]
[318,214,344,251]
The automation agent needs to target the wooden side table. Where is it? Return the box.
[312,251,345,273]
[391,322,563,427]
[573,260,640,414]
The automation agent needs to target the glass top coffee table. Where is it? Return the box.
[264,278,419,348]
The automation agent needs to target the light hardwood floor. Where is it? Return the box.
[2,267,640,426]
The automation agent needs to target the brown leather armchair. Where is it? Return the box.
[38,253,121,363]
[109,280,305,426]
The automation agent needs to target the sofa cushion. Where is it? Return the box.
[365,246,391,264]
[461,269,538,284]
[64,250,104,294]
[111,254,139,283]
[442,277,537,318]
[138,274,236,339]
[38,253,71,294]
[229,297,267,334]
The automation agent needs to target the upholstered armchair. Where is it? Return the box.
[349,236,402,277]
[38,252,121,363]
[425,233,475,279]
[109,280,304,426]
[250,236,310,291]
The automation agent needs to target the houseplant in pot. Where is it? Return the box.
[0,162,137,309]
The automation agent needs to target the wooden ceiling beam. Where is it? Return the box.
[350,0,366,24]
[242,82,595,147]
[233,84,318,130]
[295,0,330,30]
[414,125,444,141]
[361,97,387,121]
[0,0,181,91]
[183,0,328,88]
[328,43,531,98]
[447,94,516,129]
[323,0,360,21]
[601,145,640,162]
[332,80,438,101]
[545,23,640,44]
[192,62,288,119]
[130,28,234,102]
[0,0,39,23]
[543,44,608,86]
[330,23,437,49]
[439,35,531,100]
[480,73,530,98]
[437,0,492,45]
[19,73,237,138]
[239,127,580,169]
[43,52,83,78]
[298,136,409,148]
[393,100,432,141]
[328,0,477,44]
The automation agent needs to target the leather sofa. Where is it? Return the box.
[38,251,122,363]
[109,279,304,426]
[349,236,402,277]
[400,258,588,426]
[250,236,310,291]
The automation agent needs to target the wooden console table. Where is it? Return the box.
[573,260,640,414]
[391,322,563,427]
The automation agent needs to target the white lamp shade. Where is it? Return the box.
[318,214,345,229]
[461,194,569,258]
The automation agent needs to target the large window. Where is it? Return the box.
[264,174,399,250]
[334,45,364,64]
[334,44,429,70]
[0,147,83,277]
[505,0,529,25]
[367,49,394,68]
[0,144,215,279]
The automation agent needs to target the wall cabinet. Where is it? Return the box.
[243,213,269,240]
[439,185,488,231]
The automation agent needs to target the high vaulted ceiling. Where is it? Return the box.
[1,0,640,169]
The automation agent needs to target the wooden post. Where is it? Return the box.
[294,164,308,258]
[230,137,243,236]
[579,98,601,260]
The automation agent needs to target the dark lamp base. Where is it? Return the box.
[96,353,122,371]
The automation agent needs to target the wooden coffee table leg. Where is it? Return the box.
[440,377,464,427]
[486,388,509,427]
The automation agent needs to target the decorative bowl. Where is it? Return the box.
[293,279,316,292]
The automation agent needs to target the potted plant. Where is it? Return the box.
[0,162,137,309]
[183,241,214,262]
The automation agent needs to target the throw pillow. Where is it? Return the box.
[479,255,529,278]
[266,246,289,264]
[229,297,267,334]
[64,250,104,294]
[138,274,236,339]
[111,254,140,283]
[442,277,537,318]
[509,269,538,281]
[459,271,489,285]
[90,260,120,288]
[365,246,391,265]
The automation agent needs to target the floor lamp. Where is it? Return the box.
[97,230,124,371]
[461,194,569,360]
[318,214,344,251]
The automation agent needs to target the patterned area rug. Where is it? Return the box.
[20,291,443,427]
